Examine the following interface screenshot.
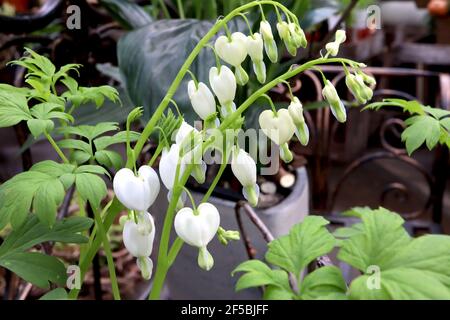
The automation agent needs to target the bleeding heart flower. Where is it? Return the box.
[209,65,236,110]
[122,211,155,280]
[231,147,259,206]
[113,166,160,211]
[214,32,248,67]
[187,81,216,120]
[258,109,295,145]
[159,144,186,190]
[123,211,155,258]
[174,202,220,270]
[174,202,220,248]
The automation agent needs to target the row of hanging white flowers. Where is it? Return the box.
[111,1,375,299]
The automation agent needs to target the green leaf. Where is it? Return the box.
[72,150,91,164]
[299,266,347,300]
[33,179,65,227]
[0,214,91,289]
[39,288,68,300]
[382,235,450,288]
[75,165,110,177]
[0,161,75,229]
[95,150,123,169]
[349,268,450,300]
[338,207,410,272]
[0,252,66,289]
[100,0,152,30]
[27,119,54,137]
[57,139,92,154]
[75,173,107,208]
[0,89,32,127]
[339,207,450,300]
[118,19,244,123]
[232,260,293,296]
[265,216,335,277]
[94,130,140,150]
[402,115,441,154]
[58,122,119,141]
[0,215,93,255]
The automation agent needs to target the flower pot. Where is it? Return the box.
[151,167,309,300]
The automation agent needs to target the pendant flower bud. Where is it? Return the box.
[288,97,309,146]
[209,66,236,108]
[113,165,160,211]
[276,21,290,40]
[137,256,153,280]
[345,73,367,104]
[277,21,297,56]
[260,21,278,63]
[325,29,346,57]
[174,202,220,270]
[322,80,347,123]
[246,33,266,83]
[358,71,376,86]
[231,147,259,206]
[187,81,216,120]
[217,227,240,245]
[288,23,307,48]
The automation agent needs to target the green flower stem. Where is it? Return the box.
[219,57,358,130]
[44,131,69,164]
[176,0,185,19]
[168,237,184,267]
[68,198,124,299]
[149,163,194,299]
[148,143,164,166]
[201,156,228,203]
[126,1,293,170]
[91,201,121,300]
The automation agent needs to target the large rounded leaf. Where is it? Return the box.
[118,19,243,124]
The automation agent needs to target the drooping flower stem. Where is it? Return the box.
[91,200,121,300]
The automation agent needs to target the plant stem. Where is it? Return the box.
[176,0,185,19]
[158,0,170,18]
[201,157,228,203]
[91,201,121,300]
[68,198,123,299]
[219,57,358,130]
[149,163,193,299]
[167,237,184,267]
[44,131,69,164]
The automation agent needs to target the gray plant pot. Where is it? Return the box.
[151,167,309,300]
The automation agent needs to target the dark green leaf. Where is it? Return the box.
[265,216,335,277]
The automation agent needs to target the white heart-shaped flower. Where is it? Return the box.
[259,109,295,145]
[123,211,155,257]
[174,202,220,248]
[159,144,186,190]
[214,32,248,67]
[113,166,160,211]
[187,81,216,120]
[209,66,236,106]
